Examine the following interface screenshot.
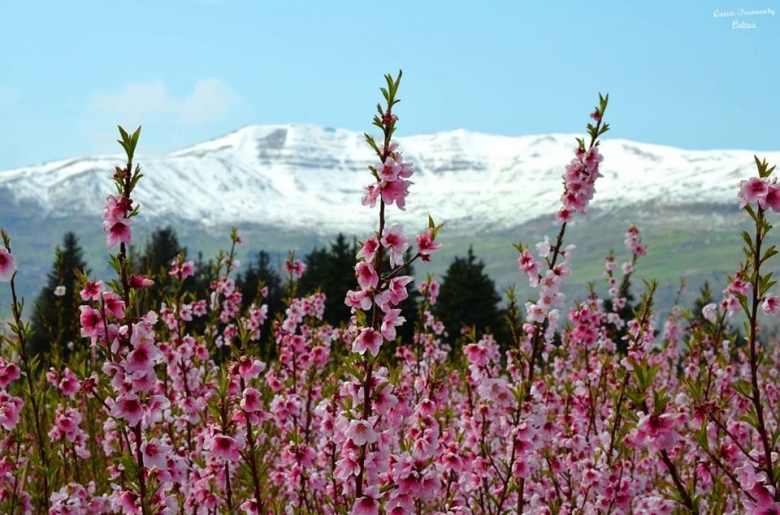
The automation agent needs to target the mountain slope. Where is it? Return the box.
[2,124,776,235]
[1,124,778,314]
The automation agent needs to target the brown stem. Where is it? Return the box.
[8,274,51,511]
[132,424,148,515]
[747,208,777,496]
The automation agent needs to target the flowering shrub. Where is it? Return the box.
[1,72,779,514]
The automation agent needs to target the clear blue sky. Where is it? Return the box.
[0,1,778,170]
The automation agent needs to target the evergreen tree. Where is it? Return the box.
[136,226,186,277]
[298,233,359,327]
[603,272,638,354]
[433,246,503,348]
[236,250,285,348]
[133,226,188,310]
[29,232,89,361]
[297,234,419,343]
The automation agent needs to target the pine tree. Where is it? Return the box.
[433,246,503,348]
[236,250,285,351]
[135,226,186,277]
[28,232,89,362]
[133,226,188,309]
[298,233,359,327]
[297,233,419,342]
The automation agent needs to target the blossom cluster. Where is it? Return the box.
[2,82,780,515]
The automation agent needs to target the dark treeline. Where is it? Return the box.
[28,228,514,364]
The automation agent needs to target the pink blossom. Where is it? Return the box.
[427,280,440,304]
[378,156,401,182]
[125,341,162,375]
[352,491,381,515]
[211,434,241,462]
[624,225,642,252]
[240,387,263,412]
[79,306,104,340]
[104,220,132,249]
[54,285,66,296]
[285,259,306,278]
[361,184,380,208]
[739,177,769,209]
[536,236,552,258]
[145,395,170,425]
[345,418,379,446]
[518,249,540,284]
[0,359,21,388]
[702,302,718,322]
[765,183,780,212]
[743,483,780,515]
[380,308,405,341]
[416,228,441,258]
[240,498,259,515]
[357,236,380,263]
[464,343,490,367]
[141,440,171,470]
[635,412,677,451]
[383,275,412,306]
[169,259,195,279]
[111,393,144,427]
[80,280,105,301]
[373,385,398,415]
[334,449,361,480]
[102,291,126,320]
[556,208,574,224]
[525,301,547,324]
[353,327,383,356]
[0,246,17,282]
[238,357,265,380]
[381,224,408,268]
[559,146,603,219]
[762,293,780,316]
[0,391,23,430]
[103,194,126,222]
[380,177,413,210]
[355,262,379,290]
[129,273,154,289]
[58,368,80,397]
[346,289,373,311]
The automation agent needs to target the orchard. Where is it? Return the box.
[1,71,779,514]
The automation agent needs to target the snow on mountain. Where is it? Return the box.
[1,124,777,235]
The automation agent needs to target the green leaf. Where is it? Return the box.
[731,378,753,398]
[742,230,755,251]
[762,246,778,264]
[131,125,141,150]
[744,203,758,222]
[740,409,759,428]
[691,421,710,450]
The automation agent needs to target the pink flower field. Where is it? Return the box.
[1,71,779,514]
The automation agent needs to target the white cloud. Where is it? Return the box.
[91,79,240,127]
[180,79,236,125]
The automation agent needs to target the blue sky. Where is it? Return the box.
[0,1,778,170]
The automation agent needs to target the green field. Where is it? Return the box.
[2,201,772,321]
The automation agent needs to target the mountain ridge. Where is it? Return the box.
[2,124,779,315]
[2,124,778,237]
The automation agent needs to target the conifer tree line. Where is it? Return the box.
[29,228,508,363]
[28,227,739,365]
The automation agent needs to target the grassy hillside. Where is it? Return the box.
[1,201,767,322]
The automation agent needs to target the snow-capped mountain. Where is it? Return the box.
[1,124,778,234]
